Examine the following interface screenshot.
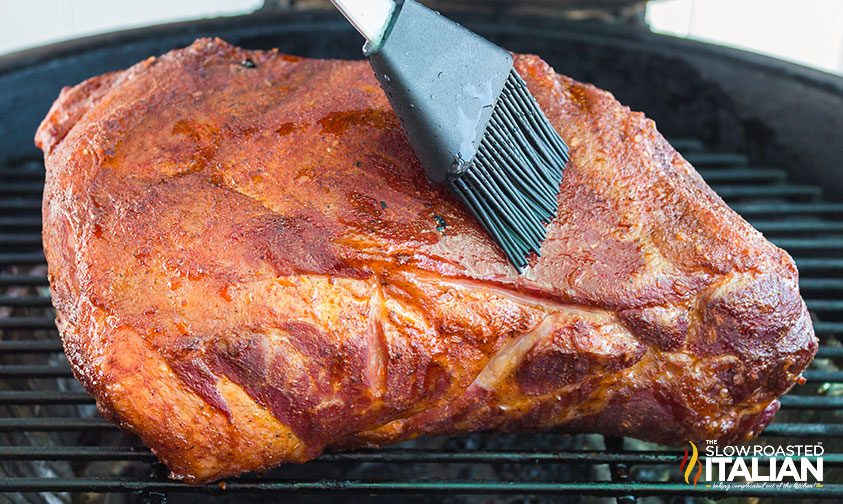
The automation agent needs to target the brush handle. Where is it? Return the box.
[330,0,396,46]
[364,0,513,184]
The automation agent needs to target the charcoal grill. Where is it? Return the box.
[1,5,843,503]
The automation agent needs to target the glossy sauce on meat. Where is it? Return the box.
[36,38,817,483]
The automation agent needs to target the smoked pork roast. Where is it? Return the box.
[35,38,817,483]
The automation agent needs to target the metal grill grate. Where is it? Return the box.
[1,139,842,501]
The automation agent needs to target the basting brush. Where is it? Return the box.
[330,0,569,271]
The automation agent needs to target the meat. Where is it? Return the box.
[35,38,817,484]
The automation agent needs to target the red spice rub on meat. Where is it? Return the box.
[36,38,816,483]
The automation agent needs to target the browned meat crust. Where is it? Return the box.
[35,38,817,483]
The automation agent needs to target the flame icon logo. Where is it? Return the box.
[680,441,703,485]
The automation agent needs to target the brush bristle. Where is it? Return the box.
[449,69,569,271]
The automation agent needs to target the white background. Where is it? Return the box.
[0,0,261,54]
[1,0,842,76]
[647,0,843,75]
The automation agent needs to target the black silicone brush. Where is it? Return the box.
[331,0,569,271]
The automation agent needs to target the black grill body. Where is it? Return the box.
[0,9,842,503]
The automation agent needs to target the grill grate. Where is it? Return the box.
[1,139,842,502]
